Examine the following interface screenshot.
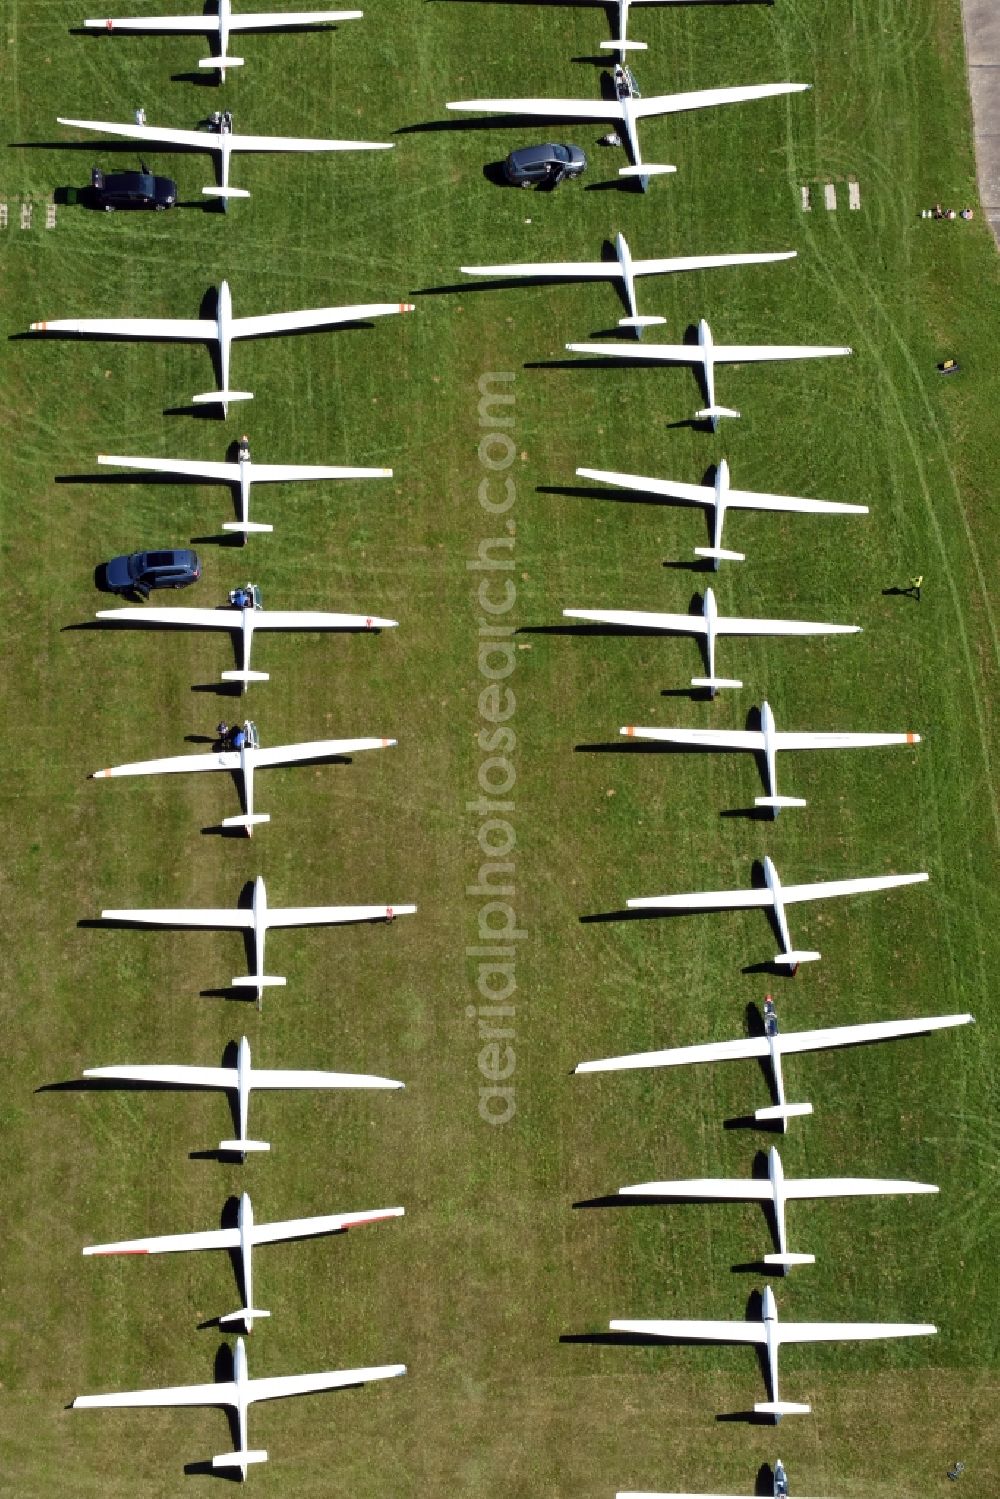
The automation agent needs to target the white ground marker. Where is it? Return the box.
[45,202,57,229]
[824,183,837,210]
[20,201,32,229]
[801,185,811,211]
[848,179,861,209]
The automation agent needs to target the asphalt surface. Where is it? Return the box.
[962,0,1000,242]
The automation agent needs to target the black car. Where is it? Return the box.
[104,548,201,597]
[503,143,587,187]
[90,166,177,211]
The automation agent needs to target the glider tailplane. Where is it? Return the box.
[695,405,741,424]
[219,1138,271,1154]
[755,795,809,810]
[221,670,270,684]
[219,1307,271,1327]
[619,315,667,330]
[774,950,821,967]
[199,55,245,70]
[755,1102,813,1122]
[192,390,254,409]
[754,1400,811,1419]
[690,676,743,693]
[694,546,745,564]
[221,813,271,833]
[763,1251,816,1268]
[202,187,253,201]
[619,164,676,178]
[231,975,286,989]
[212,1450,267,1472]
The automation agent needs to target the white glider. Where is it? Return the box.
[610,1283,935,1419]
[461,234,795,337]
[574,1000,975,1129]
[98,874,416,1005]
[91,722,395,835]
[622,700,920,813]
[83,1,364,81]
[577,457,867,563]
[625,855,928,968]
[95,586,397,693]
[567,317,851,427]
[83,1033,403,1155]
[564,586,859,696]
[619,1144,938,1271]
[85,1192,403,1331]
[29,279,414,416]
[96,442,392,541]
[73,1335,404,1479]
[542,0,751,60]
[447,67,809,191]
[58,113,391,205]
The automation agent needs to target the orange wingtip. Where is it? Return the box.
[906,732,920,743]
[31,322,46,331]
[400,303,415,312]
[624,726,635,736]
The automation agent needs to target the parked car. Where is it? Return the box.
[104,548,201,598]
[90,166,177,211]
[503,143,587,187]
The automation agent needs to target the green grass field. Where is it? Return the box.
[0,0,997,1494]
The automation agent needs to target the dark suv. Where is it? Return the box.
[90,166,177,211]
[503,143,587,187]
[104,548,201,597]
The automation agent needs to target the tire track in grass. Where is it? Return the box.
[795,236,992,1018]
[767,20,991,1238]
[773,21,999,946]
